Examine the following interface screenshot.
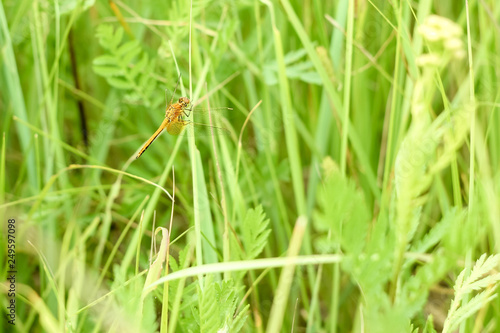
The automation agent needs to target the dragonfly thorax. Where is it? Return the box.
[178,97,190,108]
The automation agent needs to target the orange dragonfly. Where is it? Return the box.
[136,91,230,159]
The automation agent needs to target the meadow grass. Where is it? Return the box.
[1,0,500,332]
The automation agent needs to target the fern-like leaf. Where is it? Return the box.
[199,276,219,333]
[313,166,370,255]
[442,254,500,333]
[93,24,159,107]
[232,304,250,332]
[409,208,461,256]
[241,205,271,260]
[422,315,437,333]
[196,277,248,333]
[443,288,497,333]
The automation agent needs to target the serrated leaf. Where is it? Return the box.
[314,168,370,255]
[93,54,117,66]
[410,208,459,255]
[93,65,123,77]
[400,254,450,317]
[230,231,244,262]
[110,27,124,50]
[108,77,133,89]
[465,273,500,292]
[135,64,148,84]
[454,269,465,290]
[232,304,249,332]
[168,254,179,272]
[199,276,219,332]
[444,288,497,333]
[96,24,114,47]
[241,205,270,260]
[141,292,158,332]
[423,315,437,333]
[121,47,141,66]
[130,53,148,79]
[467,254,499,285]
[144,74,157,92]
[117,40,140,57]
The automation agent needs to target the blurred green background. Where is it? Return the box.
[1,0,500,332]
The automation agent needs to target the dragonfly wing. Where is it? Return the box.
[166,120,187,136]
[182,121,230,137]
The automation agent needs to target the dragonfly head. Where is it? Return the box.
[178,97,190,108]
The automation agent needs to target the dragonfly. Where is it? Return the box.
[136,86,230,159]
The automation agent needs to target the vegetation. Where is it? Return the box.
[1,0,500,332]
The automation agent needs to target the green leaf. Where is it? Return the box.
[60,0,95,15]
[286,60,314,74]
[92,24,157,107]
[399,253,450,317]
[110,26,124,50]
[130,53,148,79]
[143,228,169,294]
[423,315,437,333]
[241,205,271,260]
[314,169,370,255]
[444,289,497,333]
[199,276,219,332]
[96,24,114,48]
[108,77,133,89]
[93,65,123,77]
[298,71,322,84]
[232,304,249,332]
[93,54,117,66]
[117,40,140,57]
[121,46,141,66]
[409,208,460,255]
[283,48,308,64]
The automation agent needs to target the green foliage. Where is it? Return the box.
[230,205,271,281]
[442,254,500,333]
[313,163,370,255]
[168,245,194,309]
[409,208,459,256]
[168,246,250,333]
[197,276,249,333]
[263,48,321,85]
[398,250,451,317]
[60,0,95,14]
[93,24,159,107]
[4,0,500,332]
[240,205,271,260]
[110,266,158,333]
[423,315,437,333]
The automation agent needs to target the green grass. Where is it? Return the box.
[2,0,500,332]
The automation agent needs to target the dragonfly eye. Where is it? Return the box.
[179,97,190,106]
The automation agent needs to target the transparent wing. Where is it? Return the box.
[164,74,183,109]
[166,111,230,137]
[164,88,174,108]
[182,121,230,137]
